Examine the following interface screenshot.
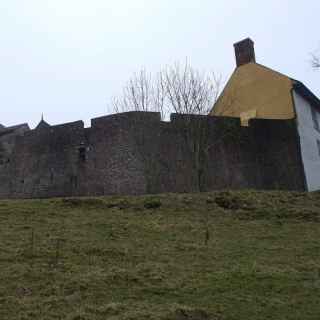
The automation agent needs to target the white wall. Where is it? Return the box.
[294,90,320,191]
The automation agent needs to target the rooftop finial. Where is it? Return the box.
[41,113,44,121]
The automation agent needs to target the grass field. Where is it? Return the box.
[0,190,319,320]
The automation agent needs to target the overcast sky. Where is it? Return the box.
[1,0,319,128]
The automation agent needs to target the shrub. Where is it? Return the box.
[214,191,252,210]
[144,198,162,209]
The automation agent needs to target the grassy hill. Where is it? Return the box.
[0,190,319,320]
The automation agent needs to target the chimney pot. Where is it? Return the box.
[234,38,256,67]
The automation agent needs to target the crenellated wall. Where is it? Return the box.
[0,112,306,199]
[0,124,30,198]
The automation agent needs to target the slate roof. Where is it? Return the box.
[291,80,320,111]
[35,119,50,130]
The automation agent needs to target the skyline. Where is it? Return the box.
[1,0,319,128]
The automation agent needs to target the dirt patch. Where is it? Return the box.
[165,309,213,320]
[214,191,253,210]
[61,198,106,209]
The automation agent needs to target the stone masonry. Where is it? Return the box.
[0,112,306,199]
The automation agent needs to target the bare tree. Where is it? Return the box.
[108,69,169,193]
[159,61,222,191]
[109,61,223,192]
[153,71,168,119]
[110,69,168,120]
[109,61,222,119]
[310,44,320,70]
[161,60,221,115]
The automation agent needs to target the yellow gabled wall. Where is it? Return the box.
[210,63,295,120]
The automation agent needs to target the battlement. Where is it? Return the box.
[32,120,84,133]
[0,111,305,199]
[91,111,161,129]
[2,112,257,137]
[0,123,29,135]
[29,120,84,141]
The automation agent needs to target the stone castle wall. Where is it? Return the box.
[0,112,306,199]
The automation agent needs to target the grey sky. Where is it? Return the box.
[1,0,319,128]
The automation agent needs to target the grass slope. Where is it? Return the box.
[0,190,319,320]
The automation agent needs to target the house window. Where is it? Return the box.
[317,140,320,158]
[311,108,320,132]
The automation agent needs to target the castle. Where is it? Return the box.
[0,38,318,199]
[0,112,305,199]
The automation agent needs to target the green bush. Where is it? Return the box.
[143,198,162,209]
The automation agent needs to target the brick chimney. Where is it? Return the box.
[234,38,256,67]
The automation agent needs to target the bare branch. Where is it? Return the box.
[109,60,222,122]
[109,68,170,119]
[162,60,221,115]
[108,61,224,192]
[311,54,320,69]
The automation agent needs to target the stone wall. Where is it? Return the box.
[0,124,30,198]
[0,112,306,199]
